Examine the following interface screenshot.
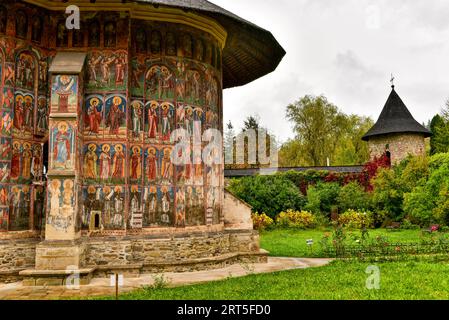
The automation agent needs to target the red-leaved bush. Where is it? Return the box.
[358,153,391,192]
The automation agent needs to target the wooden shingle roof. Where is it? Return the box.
[138,0,286,88]
[362,86,431,141]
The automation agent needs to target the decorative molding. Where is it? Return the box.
[23,0,228,48]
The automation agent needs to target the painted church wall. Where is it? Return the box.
[0,2,52,233]
[0,2,225,236]
[79,18,224,233]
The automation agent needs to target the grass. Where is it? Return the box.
[100,259,449,300]
[260,228,446,257]
[93,228,449,300]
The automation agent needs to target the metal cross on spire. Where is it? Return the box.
[390,74,395,88]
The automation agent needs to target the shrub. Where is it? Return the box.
[338,209,373,229]
[304,182,341,216]
[275,209,315,229]
[400,219,420,230]
[228,175,306,219]
[403,186,435,226]
[403,153,449,226]
[371,155,429,225]
[251,213,274,231]
[371,168,406,222]
[337,182,370,212]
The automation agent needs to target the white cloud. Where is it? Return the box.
[211,0,449,142]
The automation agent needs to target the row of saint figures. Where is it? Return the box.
[82,184,222,230]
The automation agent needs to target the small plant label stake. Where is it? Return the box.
[306,239,314,255]
[110,273,124,300]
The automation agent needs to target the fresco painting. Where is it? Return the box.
[0,8,225,236]
[145,65,175,101]
[86,50,127,91]
[104,94,126,138]
[83,143,126,184]
[8,185,31,231]
[2,88,14,110]
[33,185,45,230]
[142,185,174,227]
[49,121,75,171]
[47,179,75,233]
[0,6,6,35]
[15,52,35,91]
[175,186,186,227]
[0,207,7,231]
[0,162,9,183]
[129,145,142,184]
[8,140,38,184]
[0,137,11,161]
[13,92,34,136]
[206,187,222,225]
[129,100,144,140]
[185,186,205,226]
[35,96,48,135]
[81,185,125,230]
[0,110,12,136]
[51,75,78,114]
[129,185,143,229]
[0,186,10,231]
[84,95,103,138]
[144,101,175,143]
[144,146,159,184]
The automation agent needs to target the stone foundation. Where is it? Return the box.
[0,229,265,284]
[0,238,39,283]
[85,229,263,275]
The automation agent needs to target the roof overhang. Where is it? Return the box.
[49,52,87,74]
[23,0,286,89]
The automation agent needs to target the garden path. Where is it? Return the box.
[0,257,333,300]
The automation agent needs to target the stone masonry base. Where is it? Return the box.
[0,229,265,285]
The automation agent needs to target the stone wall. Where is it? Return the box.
[368,133,426,164]
[0,238,38,282]
[0,229,263,281]
[85,230,259,269]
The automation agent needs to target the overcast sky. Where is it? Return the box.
[212,0,449,142]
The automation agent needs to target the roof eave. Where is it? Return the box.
[362,130,432,141]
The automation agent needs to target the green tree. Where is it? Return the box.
[283,95,373,166]
[243,115,260,131]
[430,114,449,155]
[286,95,345,166]
[235,115,278,169]
[441,99,449,121]
[333,115,373,165]
[224,121,236,168]
[278,140,309,167]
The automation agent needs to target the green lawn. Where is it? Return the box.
[103,259,449,300]
[260,228,445,258]
[94,228,449,300]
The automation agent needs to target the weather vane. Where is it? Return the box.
[390,74,395,88]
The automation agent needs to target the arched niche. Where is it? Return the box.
[0,5,7,35]
[15,10,28,39]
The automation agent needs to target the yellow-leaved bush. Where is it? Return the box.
[251,213,274,230]
[338,209,373,229]
[275,209,315,229]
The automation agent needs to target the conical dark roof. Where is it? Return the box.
[138,0,286,89]
[362,86,431,141]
